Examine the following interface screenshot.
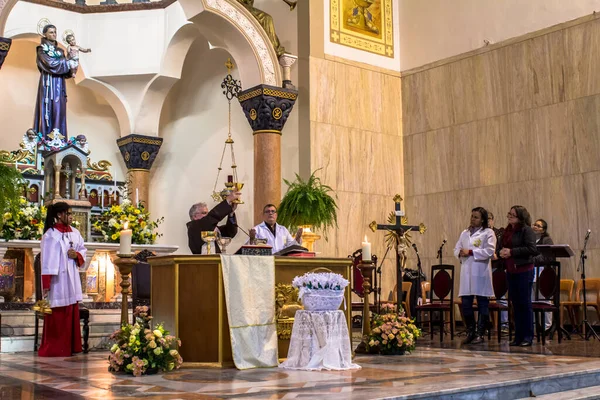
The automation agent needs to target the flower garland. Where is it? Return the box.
[366,304,421,355]
[108,306,182,377]
[92,199,163,244]
[291,271,349,300]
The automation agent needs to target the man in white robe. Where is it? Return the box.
[249,204,303,253]
[39,202,87,357]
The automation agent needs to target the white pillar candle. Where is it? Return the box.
[119,221,132,255]
[362,235,371,261]
[136,188,139,206]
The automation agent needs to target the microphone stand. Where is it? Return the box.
[579,232,599,341]
[376,246,391,315]
[414,245,423,325]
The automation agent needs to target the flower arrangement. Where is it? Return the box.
[1,197,45,240]
[92,199,163,244]
[108,306,182,377]
[366,304,421,355]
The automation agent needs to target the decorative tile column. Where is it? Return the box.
[116,134,163,207]
[0,37,11,70]
[238,85,298,224]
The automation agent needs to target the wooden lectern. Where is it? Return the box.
[148,255,352,368]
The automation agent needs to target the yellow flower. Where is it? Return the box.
[153,329,163,338]
[134,209,141,215]
[3,212,11,220]
[111,233,119,240]
[140,221,147,229]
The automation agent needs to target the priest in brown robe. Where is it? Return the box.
[187,191,240,254]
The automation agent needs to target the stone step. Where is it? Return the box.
[1,309,130,326]
[2,321,121,336]
[1,332,113,353]
[518,385,600,399]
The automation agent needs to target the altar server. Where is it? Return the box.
[454,206,496,345]
[39,202,87,357]
[249,204,303,253]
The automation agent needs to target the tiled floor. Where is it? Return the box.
[1,335,600,399]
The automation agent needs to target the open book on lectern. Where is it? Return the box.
[536,244,575,258]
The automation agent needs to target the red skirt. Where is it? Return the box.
[38,303,83,357]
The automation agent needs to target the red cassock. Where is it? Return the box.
[38,223,85,357]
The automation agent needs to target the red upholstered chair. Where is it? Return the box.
[488,267,511,343]
[349,249,378,326]
[532,262,563,344]
[416,265,455,342]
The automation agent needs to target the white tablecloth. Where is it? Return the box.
[279,310,361,371]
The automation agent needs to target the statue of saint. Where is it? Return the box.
[33,25,73,141]
[237,0,286,57]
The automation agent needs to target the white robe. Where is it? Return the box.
[41,227,87,308]
[454,227,495,297]
[249,222,298,253]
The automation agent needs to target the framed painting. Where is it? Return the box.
[330,0,394,58]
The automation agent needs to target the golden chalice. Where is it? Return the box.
[232,182,244,204]
[201,231,217,254]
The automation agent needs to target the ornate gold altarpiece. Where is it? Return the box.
[148,255,352,368]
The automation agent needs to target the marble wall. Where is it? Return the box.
[402,15,600,302]
[304,55,403,299]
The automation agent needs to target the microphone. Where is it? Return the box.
[441,239,447,246]
[437,239,447,258]
[585,229,591,240]
[412,243,419,254]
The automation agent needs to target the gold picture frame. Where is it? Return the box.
[330,0,394,58]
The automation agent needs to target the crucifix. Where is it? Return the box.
[369,194,426,316]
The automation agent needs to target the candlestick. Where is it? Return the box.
[119,221,133,256]
[362,235,371,261]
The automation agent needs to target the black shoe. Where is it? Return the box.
[471,335,484,344]
[509,340,521,346]
[520,341,533,347]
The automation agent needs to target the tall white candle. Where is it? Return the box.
[119,221,132,255]
[136,188,139,206]
[362,235,371,261]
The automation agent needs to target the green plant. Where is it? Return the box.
[277,170,338,239]
[0,164,26,230]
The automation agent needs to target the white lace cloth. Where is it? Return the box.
[279,310,361,371]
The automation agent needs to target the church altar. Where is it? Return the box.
[0,240,177,304]
[148,254,352,368]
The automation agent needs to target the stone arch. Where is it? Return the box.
[178,0,281,88]
[0,0,18,36]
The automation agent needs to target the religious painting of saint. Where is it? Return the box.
[330,0,394,58]
[0,259,17,296]
[86,260,99,295]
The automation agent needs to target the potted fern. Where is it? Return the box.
[277,170,338,251]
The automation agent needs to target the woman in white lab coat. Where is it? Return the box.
[454,207,496,345]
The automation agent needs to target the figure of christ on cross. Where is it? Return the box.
[369,195,426,317]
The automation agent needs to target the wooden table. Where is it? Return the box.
[148,255,352,368]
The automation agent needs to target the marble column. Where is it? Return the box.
[116,134,163,208]
[238,85,298,224]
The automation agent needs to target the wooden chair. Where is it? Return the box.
[349,249,378,325]
[532,262,563,344]
[567,278,600,337]
[559,279,575,331]
[488,267,511,343]
[416,265,455,342]
[33,253,90,353]
[384,282,412,318]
